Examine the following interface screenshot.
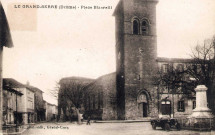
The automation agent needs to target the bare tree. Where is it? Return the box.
[185,37,215,109]
[50,82,60,100]
[155,64,195,97]
[60,81,91,124]
[155,36,215,112]
[187,37,215,86]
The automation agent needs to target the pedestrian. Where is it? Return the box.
[80,114,83,123]
[86,116,91,125]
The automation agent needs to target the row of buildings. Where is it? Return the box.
[58,0,215,120]
[3,78,58,125]
[0,1,58,127]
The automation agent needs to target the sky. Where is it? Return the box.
[1,0,215,105]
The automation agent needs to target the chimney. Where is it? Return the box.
[26,81,30,86]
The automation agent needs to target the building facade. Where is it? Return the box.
[52,105,58,120]
[45,101,58,121]
[156,58,197,118]
[2,85,23,125]
[3,78,35,124]
[26,85,45,122]
[84,73,117,120]
[3,78,59,124]
[16,86,35,124]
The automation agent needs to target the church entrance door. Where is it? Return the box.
[138,92,148,118]
[142,102,147,117]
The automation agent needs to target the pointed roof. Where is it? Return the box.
[112,0,123,16]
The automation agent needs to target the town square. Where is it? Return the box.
[22,122,215,135]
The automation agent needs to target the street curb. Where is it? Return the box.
[2,123,36,135]
[95,120,150,123]
[2,128,27,135]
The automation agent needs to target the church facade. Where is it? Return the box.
[59,0,215,120]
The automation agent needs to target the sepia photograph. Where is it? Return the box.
[0,0,215,134]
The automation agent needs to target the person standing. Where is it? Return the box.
[86,116,91,125]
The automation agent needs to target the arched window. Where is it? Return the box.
[137,93,147,103]
[141,20,149,35]
[133,19,139,35]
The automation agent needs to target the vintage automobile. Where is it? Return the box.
[150,115,181,131]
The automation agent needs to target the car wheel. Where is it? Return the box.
[176,123,181,131]
[161,125,165,130]
[152,123,156,130]
[165,123,170,131]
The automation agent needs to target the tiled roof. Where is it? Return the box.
[156,57,194,63]
[59,76,95,84]
[25,85,44,93]
[3,85,23,96]
[3,78,25,88]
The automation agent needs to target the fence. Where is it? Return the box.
[177,118,215,131]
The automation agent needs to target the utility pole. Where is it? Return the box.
[0,1,14,133]
[16,93,18,132]
[0,46,3,134]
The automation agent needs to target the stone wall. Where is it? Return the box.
[84,72,117,120]
[114,0,126,120]
[100,73,117,120]
[122,0,158,119]
[159,94,195,118]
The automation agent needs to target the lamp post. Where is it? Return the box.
[16,92,18,132]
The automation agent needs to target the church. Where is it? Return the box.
[58,0,215,120]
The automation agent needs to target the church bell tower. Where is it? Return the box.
[113,0,159,120]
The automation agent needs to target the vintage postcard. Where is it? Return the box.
[1,0,215,134]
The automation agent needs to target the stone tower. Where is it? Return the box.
[113,0,159,120]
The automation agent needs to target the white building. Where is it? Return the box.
[44,101,58,121]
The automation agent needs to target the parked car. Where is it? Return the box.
[150,116,181,131]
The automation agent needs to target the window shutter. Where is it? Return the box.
[182,101,185,111]
[177,101,180,111]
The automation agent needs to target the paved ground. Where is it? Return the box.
[22,122,215,135]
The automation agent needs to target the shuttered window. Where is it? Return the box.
[178,101,185,112]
